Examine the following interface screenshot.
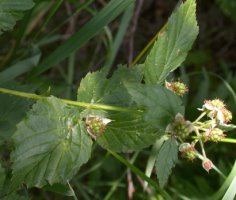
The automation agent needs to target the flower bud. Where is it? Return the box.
[203,128,225,142]
[165,81,188,96]
[86,115,111,139]
[166,113,194,139]
[179,143,197,161]
[202,158,213,173]
[222,108,232,124]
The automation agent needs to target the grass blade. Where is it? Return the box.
[31,0,135,77]
[0,49,41,84]
[33,0,64,40]
[103,2,135,74]
[209,161,236,200]
[222,176,236,200]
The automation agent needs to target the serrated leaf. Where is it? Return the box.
[11,97,93,190]
[77,66,160,152]
[144,0,199,84]
[125,83,184,130]
[107,65,143,90]
[97,111,160,152]
[77,70,108,104]
[102,65,143,106]
[155,137,178,188]
[0,0,34,35]
[77,65,143,106]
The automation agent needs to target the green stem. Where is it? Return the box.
[192,136,236,144]
[0,87,139,113]
[195,129,207,158]
[131,24,167,65]
[67,180,78,200]
[193,112,206,124]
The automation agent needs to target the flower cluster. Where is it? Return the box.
[167,98,235,173]
[202,128,225,142]
[200,99,232,124]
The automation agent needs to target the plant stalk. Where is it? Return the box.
[0,87,140,113]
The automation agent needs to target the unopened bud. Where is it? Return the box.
[166,113,194,139]
[202,158,213,173]
[165,81,188,96]
[222,108,232,124]
[203,128,225,142]
[179,143,197,161]
[86,115,111,139]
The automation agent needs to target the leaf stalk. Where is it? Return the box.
[0,87,140,113]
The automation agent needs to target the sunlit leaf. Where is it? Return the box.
[11,97,93,190]
[144,0,199,84]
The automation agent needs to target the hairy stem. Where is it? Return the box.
[0,87,140,113]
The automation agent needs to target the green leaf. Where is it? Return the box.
[125,83,184,130]
[97,111,160,152]
[102,65,143,106]
[144,0,199,84]
[31,0,135,76]
[155,137,178,188]
[77,65,143,106]
[0,0,34,35]
[77,70,108,104]
[0,48,41,84]
[107,65,143,89]
[11,97,93,190]
[78,66,159,152]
